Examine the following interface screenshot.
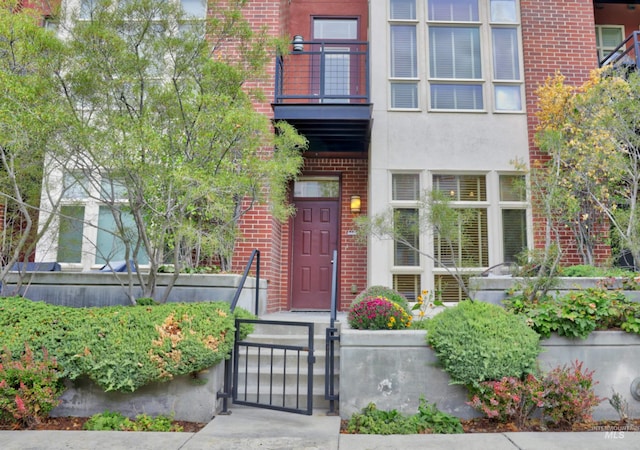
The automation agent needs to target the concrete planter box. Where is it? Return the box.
[339,329,477,420]
[339,329,640,421]
[540,331,640,421]
[51,364,225,422]
[470,276,640,305]
[4,272,266,315]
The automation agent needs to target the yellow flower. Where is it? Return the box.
[419,311,425,317]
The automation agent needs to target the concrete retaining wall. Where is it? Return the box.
[470,276,640,305]
[3,272,267,315]
[339,329,640,421]
[51,364,226,422]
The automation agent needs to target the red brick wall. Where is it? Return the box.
[521,0,610,264]
[233,1,369,312]
[301,158,368,311]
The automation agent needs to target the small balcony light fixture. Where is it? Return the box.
[293,35,304,52]
[350,195,361,214]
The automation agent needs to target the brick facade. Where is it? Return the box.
[521,0,610,265]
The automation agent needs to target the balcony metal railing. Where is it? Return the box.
[274,40,369,104]
[600,30,640,71]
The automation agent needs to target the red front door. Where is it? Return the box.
[291,200,339,310]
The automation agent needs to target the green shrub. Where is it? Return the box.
[468,360,602,428]
[542,360,602,426]
[425,300,541,387]
[558,265,634,278]
[504,288,637,338]
[0,345,64,428]
[345,399,463,435]
[0,297,254,392]
[354,286,411,313]
[347,297,412,330]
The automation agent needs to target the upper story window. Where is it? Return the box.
[389,0,419,108]
[388,0,523,112]
[595,25,625,64]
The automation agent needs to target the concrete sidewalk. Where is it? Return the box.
[1,406,639,450]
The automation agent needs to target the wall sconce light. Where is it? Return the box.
[350,195,361,214]
[292,35,304,52]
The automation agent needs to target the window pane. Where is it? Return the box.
[100,178,128,201]
[428,0,478,22]
[495,85,521,111]
[391,83,418,108]
[58,205,84,263]
[181,0,206,18]
[393,274,420,301]
[493,28,519,80]
[434,209,488,267]
[434,273,472,302]
[459,175,486,201]
[293,180,339,198]
[435,174,487,201]
[490,0,517,23]
[313,19,358,40]
[394,209,419,266]
[601,27,624,48]
[390,0,416,20]
[393,174,420,200]
[79,0,96,19]
[96,206,149,265]
[429,27,481,79]
[503,209,527,263]
[500,175,526,201]
[391,25,417,77]
[430,84,483,110]
[63,172,90,200]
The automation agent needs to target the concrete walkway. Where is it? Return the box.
[1,406,639,450]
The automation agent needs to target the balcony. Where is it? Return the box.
[600,30,640,72]
[272,40,372,156]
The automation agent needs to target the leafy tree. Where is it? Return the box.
[0,0,71,295]
[535,69,640,268]
[44,0,305,302]
[357,190,475,300]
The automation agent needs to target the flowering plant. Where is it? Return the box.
[348,296,412,330]
[412,289,443,322]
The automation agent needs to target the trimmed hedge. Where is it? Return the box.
[0,297,254,392]
[425,300,541,387]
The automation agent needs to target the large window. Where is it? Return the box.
[56,172,148,268]
[391,173,421,300]
[500,174,527,263]
[388,0,523,112]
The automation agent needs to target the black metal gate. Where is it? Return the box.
[231,319,315,415]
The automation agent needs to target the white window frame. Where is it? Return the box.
[595,25,625,64]
[388,0,421,110]
[390,172,423,301]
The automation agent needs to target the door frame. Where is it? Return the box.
[288,174,343,310]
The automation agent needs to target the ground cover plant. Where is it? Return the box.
[344,399,463,435]
[0,297,254,392]
[82,411,184,431]
[504,288,640,338]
